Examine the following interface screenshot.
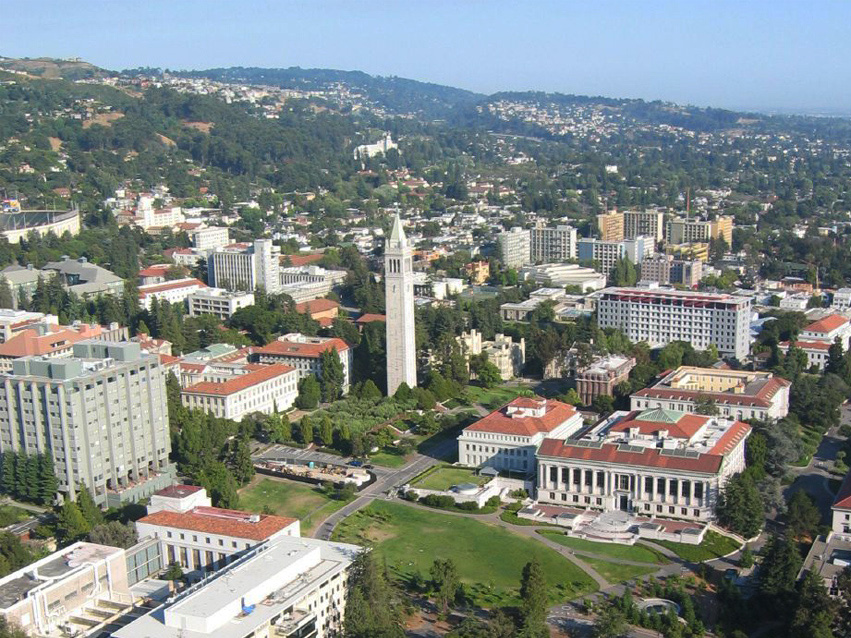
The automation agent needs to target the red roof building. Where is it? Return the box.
[253,333,353,395]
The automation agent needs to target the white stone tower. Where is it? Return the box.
[384,214,417,395]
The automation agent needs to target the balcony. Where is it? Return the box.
[273,609,317,638]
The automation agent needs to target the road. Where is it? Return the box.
[313,434,459,540]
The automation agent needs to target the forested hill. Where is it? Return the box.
[170,66,483,120]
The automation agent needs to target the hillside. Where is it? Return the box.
[0,56,110,81]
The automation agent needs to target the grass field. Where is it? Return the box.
[654,530,741,562]
[0,504,32,528]
[238,477,352,534]
[464,386,530,411]
[581,556,659,583]
[538,531,669,564]
[369,448,409,468]
[332,501,597,607]
[412,466,487,491]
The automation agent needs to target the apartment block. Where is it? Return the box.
[0,341,173,506]
[497,227,531,268]
[639,254,703,287]
[595,285,752,360]
[138,277,207,310]
[577,236,653,276]
[623,210,665,242]
[530,223,578,262]
[189,226,230,251]
[208,239,281,293]
[596,212,625,241]
[666,216,733,246]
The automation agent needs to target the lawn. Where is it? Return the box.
[369,448,409,468]
[581,556,659,583]
[332,500,598,607]
[653,530,741,562]
[238,477,352,535]
[463,385,531,411]
[0,504,32,528]
[412,466,487,491]
[538,531,669,564]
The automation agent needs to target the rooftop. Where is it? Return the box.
[255,334,349,358]
[137,506,297,540]
[633,366,790,408]
[182,363,295,396]
[464,396,579,437]
[804,314,850,334]
[834,468,851,510]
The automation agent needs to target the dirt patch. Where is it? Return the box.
[364,527,397,543]
[157,134,177,147]
[82,112,124,129]
[183,121,214,133]
[47,137,62,152]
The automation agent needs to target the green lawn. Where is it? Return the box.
[653,530,741,562]
[538,531,669,564]
[332,501,597,607]
[369,448,409,468]
[0,504,32,528]
[463,386,530,411]
[238,477,352,535]
[581,556,659,583]
[412,466,487,491]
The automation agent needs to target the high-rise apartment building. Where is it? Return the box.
[0,341,173,505]
[384,215,417,394]
[577,236,653,276]
[208,239,281,293]
[595,285,752,360]
[666,216,733,246]
[530,223,578,262]
[623,210,665,242]
[497,227,531,268]
[596,211,625,241]
[639,254,703,287]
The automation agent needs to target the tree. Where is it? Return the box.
[430,558,459,616]
[592,394,615,415]
[740,545,754,569]
[0,277,13,309]
[88,521,138,548]
[593,605,628,638]
[789,571,837,638]
[319,415,334,447]
[229,436,255,485]
[38,454,57,505]
[298,415,314,445]
[295,374,321,409]
[716,472,764,538]
[608,256,638,286]
[759,534,802,601]
[344,551,404,638]
[359,379,382,401]
[163,562,184,581]
[56,500,90,545]
[76,483,104,528]
[0,617,29,638]
[319,349,345,402]
[519,559,548,638]
[694,395,720,416]
[197,461,239,508]
[786,490,821,539]
[476,361,502,389]
[561,388,582,405]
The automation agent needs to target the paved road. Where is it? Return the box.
[313,436,459,540]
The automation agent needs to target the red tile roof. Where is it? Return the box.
[609,412,709,439]
[708,421,752,455]
[138,264,171,278]
[0,325,103,358]
[633,377,790,408]
[779,340,832,351]
[464,397,578,437]
[537,438,724,474]
[355,313,386,324]
[154,484,203,498]
[283,253,324,267]
[137,506,297,540]
[295,298,340,315]
[138,278,206,298]
[804,314,849,334]
[835,470,851,510]
[255,337,349,358]
[182,363,295,396]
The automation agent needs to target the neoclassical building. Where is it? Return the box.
[535,408,750,522]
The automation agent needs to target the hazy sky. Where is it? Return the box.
[4,0,850,113]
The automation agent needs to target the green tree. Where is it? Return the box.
[608,256,638,286]
[476,360,502,389]
[0,277,13,309]
[717,472,763,537]
[759,534,802,602]
[197,461,240,508]
[786,490,821,539]
[519,559,548,638]
[56,500,90,545]
[343,551,404,638]
[430,558,459,616]
[76,483,104,527]
[789,571,836,638]
[693,395,720,415]
[359,379,382,401]
[298,415,314,445]
[593,605,628,638]
[38,454,57,505]
[319,415,334,447]
[87,521,138,548]
[229,436,255,485]
[295,374,321,409]
[163,562,184,581]
[319,349,345,402]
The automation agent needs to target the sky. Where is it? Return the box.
[3,0,851,114]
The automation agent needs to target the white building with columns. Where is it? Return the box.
[384,215,417,395]
[535,408,750,522]
[457,396,583,473]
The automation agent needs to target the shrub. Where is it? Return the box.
[421,494,455,508]
[485,495,502,507]
[456,501,481,511]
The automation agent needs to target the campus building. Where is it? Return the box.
[0,341,173,506]
[577,236,653,276]
[459,329,525,380]
[623,210,666,242]
[518,263,607,292]
[778,314,851,370]
[631,366,790,420]
[665,216,733,246]
[457,396,583,473]
[535,408,750,522]
[594,285,752,360]
[596,211,625,241]
[639,254,703,287]
[187,287,255,320]
[384,215,417,395]
[254,333,353,394]
[138,277,207,310]
[575,355,636,405]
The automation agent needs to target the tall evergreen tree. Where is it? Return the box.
[0,452,16,496]
[0,277,13,309]
[789,571,837,638]
[37,454,57,505]
[76,483,104,527]
[519,559,549,638]
[24,456,39,503]
[319,349,344,403]
[56,500,90,545]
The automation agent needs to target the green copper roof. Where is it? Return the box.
[636,407,685,423]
